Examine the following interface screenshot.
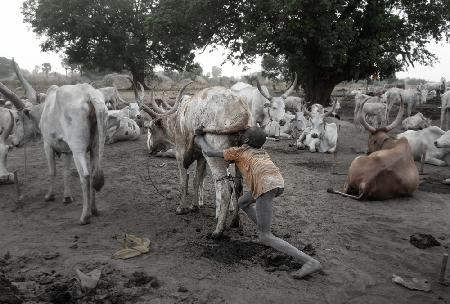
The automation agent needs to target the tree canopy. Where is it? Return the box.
[200,0,450,105]
[22,0,210,84]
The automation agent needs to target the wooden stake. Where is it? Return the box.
[13,170,23,204]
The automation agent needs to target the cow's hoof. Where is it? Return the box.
[176,206,190,215]
[80,216,91,225]
[62,196,73,205]
[45,194,55,202]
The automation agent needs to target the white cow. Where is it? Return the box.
[397,126,450,166]
[385,86,428,118]
[296,104,338,153]
[98,87,128,110]
[0,107,15,183]
[401,112,431,130]
[106,113,140,144]
[137,83,252,237]
[0,61,108,225]
[230,75,297,130]
[441,90,450,131]
[435,131,450,185]
[107,102,140,120]
[353,93,385,125]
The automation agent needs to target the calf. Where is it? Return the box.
[328,98,419,200]
[401,112,431,130]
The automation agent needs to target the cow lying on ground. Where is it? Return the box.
[397,126,450,167]
[136,82,251,237]
[98,86,128,110]
[0,60,108,224]
[401,112,431,130]
[441,90,450,131]
[328,98,419,200]
[435,131,450,185]
[296,102,338,153]
[106,113,140,144]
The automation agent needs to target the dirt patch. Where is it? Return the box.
[291,160,334,171]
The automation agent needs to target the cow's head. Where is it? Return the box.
[256,73,297,125]
[434,131,450,148]
[416,85,428,104]
[360,97,404,153]
[304,101,337,139]
[10,106,42,146]
[132,79,192,154]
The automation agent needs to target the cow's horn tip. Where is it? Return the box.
[326,188,334,193]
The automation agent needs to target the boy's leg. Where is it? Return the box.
[256,190,321,279]
[238,191,257,224]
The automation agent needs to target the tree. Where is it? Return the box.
[41,62,51,77]
[261,54,289,86]
[211,66,222,78]
[0,57,13,78]
[200,0,450,105]
[22,0,208,85]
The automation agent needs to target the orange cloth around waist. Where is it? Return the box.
[223,146,284,198]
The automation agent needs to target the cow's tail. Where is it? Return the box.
[89,91,108,191]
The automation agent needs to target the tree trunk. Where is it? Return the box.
[303,80,337,107]
[131,69,150,89]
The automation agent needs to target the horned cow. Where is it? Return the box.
[137,83,251,237]
[328,98,419,200]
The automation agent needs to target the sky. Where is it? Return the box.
[1,0,449,81]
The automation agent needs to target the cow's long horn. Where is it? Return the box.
[383,96,404,132]
[256,80,273,101]
[323,98,337,117]
[303,104,312,117]
[161,81,193,116]
[359,98,376,134]
[0,82,26,110]
[150,98,167,114]
[12,58,37,104]
[129,78,160,118]
[281,72,298,99]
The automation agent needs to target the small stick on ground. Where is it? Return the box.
[439,253,448,285]
[419,143,426,175]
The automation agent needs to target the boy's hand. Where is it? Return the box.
[195,127,205,136]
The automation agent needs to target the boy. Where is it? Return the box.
[194,126,321,279]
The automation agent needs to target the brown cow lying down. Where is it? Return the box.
[328,98,419,200]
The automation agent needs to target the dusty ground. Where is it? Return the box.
[0,93,449,304]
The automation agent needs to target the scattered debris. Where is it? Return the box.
[76,268,101,291]
[392,274,431,292]
[112,234,151,260]
[125,272,159,288]
[178,286,188,292]
[410,233,441,249]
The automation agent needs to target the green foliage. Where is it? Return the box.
[211,66,222,78]
[198,0,450,104]
[0,57,13,78]
[41,62,51,76]
[22,0,208,83]
[261,55,288,82]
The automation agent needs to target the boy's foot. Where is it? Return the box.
[291,260,321,279]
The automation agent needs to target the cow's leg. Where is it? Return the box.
[44,142,56,201]
[72,152,91,225]
[0,141,13,183]
[62,153,73,204]
[204,156,232,238]
[230,167,242,228]
[175,150,190,214]
[425,157,447,167]
[192,157,207,209]
[89,148,99,216]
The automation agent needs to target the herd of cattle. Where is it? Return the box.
[0,60,449,236]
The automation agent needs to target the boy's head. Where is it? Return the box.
[242,127,266,148]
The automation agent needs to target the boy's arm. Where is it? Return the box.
[194,129,224,158]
